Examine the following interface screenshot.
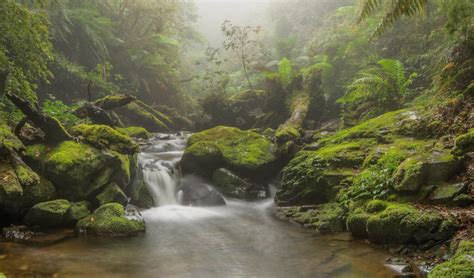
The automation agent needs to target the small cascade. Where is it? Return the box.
[139,133,189,206]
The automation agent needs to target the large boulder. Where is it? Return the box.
[25,141,131,201]
[211,168,266,200]
[429,240,474,278]
[76,203,145,236]
[181,126,279,179]
[130,181,154,208]
[393,151,462,193]
[275,140,367,206]
[354,201,456,245]
[64,201,91,224]
[179,183,226,207]
[23,199,71,228]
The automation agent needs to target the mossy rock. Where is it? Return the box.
[212,168,266,200]
[366,201,454,244]
[96,183,128,206]
[130,181,154,208]
[453,128,474,155]
[313,203,346,234]
[393,151,462,193]
[117,126,151,139]
[0,116,24,153]
[23,199,71,228]
[346,209,370,238]
[0,160,56,215]
[429,183,467,204]
[115,101,171,132]
[275,150,356,206]
[71,124,139,155]
[25,141,130,201]
[429,240,474,278]
[181,126,279,179]
[77,203,145,237]
[65,201,91,224]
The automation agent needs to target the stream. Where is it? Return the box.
[0,134,396,277]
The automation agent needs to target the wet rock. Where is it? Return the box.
[2,225,74,245]
[130,181,154,208]
[346,209,370,238]
[385,257,414,276]
[212,168,266,200]
[179,183,226,207]
[76,203,145,237]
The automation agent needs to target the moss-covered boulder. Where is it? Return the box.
[429,182,467,204]
[115,101,172,132]
[453,129,474,155]
[96,183,128,206]
[71,124,139,155]
[346,209,371,238]
[76,203,145,237]
[393,151,461,193]
[313,203,346,234]
[23,199,71,228]
[117,126,151,139]
[364,201,454,244]
[211,168,266,200]
[429,240,474,278]
[64,201,91,224]
[275,141,365,206]
[25,141,130,201]
[181,126,279,179]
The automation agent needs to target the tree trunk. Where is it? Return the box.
[275,90,310,144]
[74,95,136,126]
[6,93,71,143]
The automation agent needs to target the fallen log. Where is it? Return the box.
[6,93,71,143]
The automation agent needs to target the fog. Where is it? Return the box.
[194,0,274,46]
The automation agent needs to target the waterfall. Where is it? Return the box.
[139,133,189,206]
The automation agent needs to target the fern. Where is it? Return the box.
[358,0,428,39]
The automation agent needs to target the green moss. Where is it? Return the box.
[65,201,91,223]
[182,126,278,178]
[347,209,370,238]
[26,141,129,200]
[13,163,40,187]
[116,101,171,132]
[393,156,424,192]
[117,126,150,139]
[453,128,474,155]
[313,203,346,234]
[366,199,388,213]
[77,203,145,236]
[429,240,474,278]
[72,124,139,155]
[96,183,128,206]
[366,202,451,244]
[23,199,71,228]
[317,109,412,146]
[0,116,24,152]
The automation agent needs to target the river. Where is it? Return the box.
[0,133,396,277]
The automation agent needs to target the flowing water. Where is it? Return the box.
[0,133,397,278]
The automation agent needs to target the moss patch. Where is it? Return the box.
[429,240,474,278]
[453,128,474,155]
[181,126,278,179]
[23,199,71,228]
[72,124,139,155]
[77,203,145,237]
[117,126,150,139]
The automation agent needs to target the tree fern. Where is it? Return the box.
[358,0,428,39]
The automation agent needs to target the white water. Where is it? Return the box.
[138,133,189,206]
